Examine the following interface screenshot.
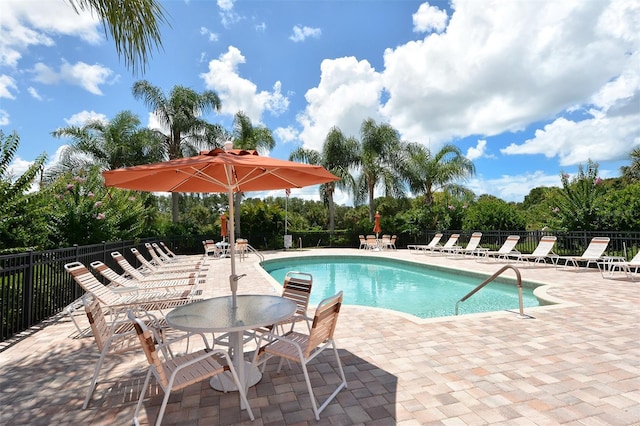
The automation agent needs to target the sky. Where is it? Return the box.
[1,0,639,206]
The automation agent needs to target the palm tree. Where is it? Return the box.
[66,0,168,74]
[230,111,275,235]
[620,147,640,183]
[48,110,164,182]
[132,80,225,222]
[289,126,358,235]
[0,131,47,217]
[405,143,476,205]
[357,118,407,221]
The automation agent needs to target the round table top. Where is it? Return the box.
[166,294,296,333]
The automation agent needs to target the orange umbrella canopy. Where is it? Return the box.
[373,211,382,234]
[103,148,339,193]
[220,214,227,237]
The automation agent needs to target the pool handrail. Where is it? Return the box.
[455,265,532,319]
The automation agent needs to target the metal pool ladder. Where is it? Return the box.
[455,265,534,319]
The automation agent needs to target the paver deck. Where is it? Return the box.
[0,248,638,425]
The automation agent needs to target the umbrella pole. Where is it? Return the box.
[226,166,238,309]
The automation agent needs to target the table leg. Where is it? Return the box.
[210,331,262,409]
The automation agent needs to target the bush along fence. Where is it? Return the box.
[1,230,638,344]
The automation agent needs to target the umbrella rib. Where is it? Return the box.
[169,166,234,192]
[235,167,299,189]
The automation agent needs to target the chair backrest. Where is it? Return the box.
[630,250,640,264]
[65,262,121,306]
[90,260,130,287]
[306,291,343,358]
[160,242,176,257]
[83,293,110,352]
[152,243,172,262]
[531,236,557,256]
[497,235,520,253]
[129,312,170,387]
[283,272,313,317]
[145,243,165,265]
[442,234,460,248]
[464,232,482,250]
[582,237,610,259]
[111,251,146,280]
[131,248,157,271]
[428,233,443,247]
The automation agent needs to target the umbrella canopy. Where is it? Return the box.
[373,211,382,236]
[220,214,227,240]
[103,145,339,307]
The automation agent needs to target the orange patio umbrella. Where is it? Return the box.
[373,211,382,238]
[103,143,339,307]
[220,214,227,241]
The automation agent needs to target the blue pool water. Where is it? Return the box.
[262,256,541,319]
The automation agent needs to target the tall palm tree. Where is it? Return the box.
[48,110,164,181]
[289,126,358,235]
[357,118,407,221]
[230,111,275,235]
[66,0,168,74]
[405,143,476,205]
[620,147,640,183]
[132,80,225,222]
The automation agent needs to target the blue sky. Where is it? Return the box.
[1,0,638,205]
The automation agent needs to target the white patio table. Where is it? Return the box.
[165,295,296,405]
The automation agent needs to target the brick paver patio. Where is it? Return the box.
[0,248,638,425]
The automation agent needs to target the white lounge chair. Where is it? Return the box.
[556,237,610,270]
[444,232,484,256]
[507,236,558,265]
[90,260,200,290]
[478,235,520,262]
[426,234,460,254]
[408,233,443,253]
[599,250,640,280]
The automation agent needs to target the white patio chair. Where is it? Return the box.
[507,236,558,265]
[252,291,347,421]
[478,235,520,262]
[128,311,254,425]
[90,260,199,290]
[556,237,610,270]
[408,233,443,253]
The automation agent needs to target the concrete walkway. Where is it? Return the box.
[0,248,638,425]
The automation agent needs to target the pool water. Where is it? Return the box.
[262,256,541,319]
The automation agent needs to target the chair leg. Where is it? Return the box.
[83,350,109,409]
[133,369,152,425]
[300,361,321,421]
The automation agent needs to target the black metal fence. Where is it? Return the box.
[2,230,638,344]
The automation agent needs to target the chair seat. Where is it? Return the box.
[163,350,227,390]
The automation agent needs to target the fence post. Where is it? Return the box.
[22,249,34,330]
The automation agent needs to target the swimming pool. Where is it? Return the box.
[261,256,541,319]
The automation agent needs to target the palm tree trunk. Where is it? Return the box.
[171,192,179,223]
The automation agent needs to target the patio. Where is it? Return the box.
[0,248,638,425]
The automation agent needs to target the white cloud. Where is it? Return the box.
[63,110,108,127]
[200,27,219,42]
[289,25,322,42]
[255,22,267,32]
[0,75,18,99]
[200,46,290,123]
[466,139,495,161]
[0,0,101,68]
[413,2,448,33]
[27,86,42,100]
[468,170,561,202]
[297,57,383,152]
[217,0,241,27]
[379,0,639,163]
[31,60,114,95]
[0,110,10,126]
[274,126,299,144]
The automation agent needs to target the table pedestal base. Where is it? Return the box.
[210,361,262,391]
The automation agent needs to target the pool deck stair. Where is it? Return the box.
[1,248,638,425]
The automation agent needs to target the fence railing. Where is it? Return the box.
[2,230,638,344]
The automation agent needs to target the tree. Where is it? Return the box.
[49,110,164,180]
[289,126,358,235]
[66,0,169,74]
[0,131,48,250]
[463,195,526,231]
[132,80,225,222]
[548,160,604,231]
[230,111,275,236]
[620,147,640,183]
[405,143,476,206]
[357,118,407,221]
